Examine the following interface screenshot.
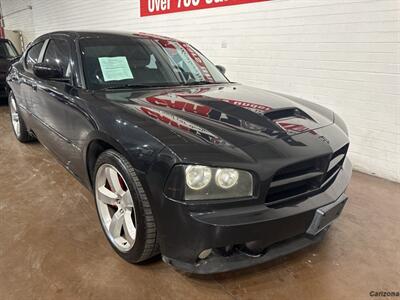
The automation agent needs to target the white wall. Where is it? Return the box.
[0,0,34,47]
[1,0,399,182]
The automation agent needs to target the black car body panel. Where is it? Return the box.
[0,38,20,96]
[7,31,351,273]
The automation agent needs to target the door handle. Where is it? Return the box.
[32,83,38,91]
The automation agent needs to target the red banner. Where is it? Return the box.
[140,0,271,17]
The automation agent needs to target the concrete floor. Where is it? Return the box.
[0,102,399,300]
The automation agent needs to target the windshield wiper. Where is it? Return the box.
[184,80,215,86]
[101,81,224,90]
[103,83,176,90]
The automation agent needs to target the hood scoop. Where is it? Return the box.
[264,107,315,122]
[264,107,320,136]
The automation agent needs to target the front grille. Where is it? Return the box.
[321,144,349,187]
[266,144,349,206]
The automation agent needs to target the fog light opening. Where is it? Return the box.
[240,241,268,257]
[215,245,235,257]
[198,248,212,260]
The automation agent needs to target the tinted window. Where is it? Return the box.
[79,37,228,90]
[25,42,44,71]
[43,39,71,77]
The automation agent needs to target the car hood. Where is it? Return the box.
[98,84,336,163]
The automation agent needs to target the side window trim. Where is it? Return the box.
[75,39,86,89]
[38,39,50,63]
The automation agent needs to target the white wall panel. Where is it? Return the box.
[1,0,399,182]
[1,0,34,46]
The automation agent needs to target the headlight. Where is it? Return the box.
[215,168,239,189]
[163,165,254,201]
[185,165,212,190]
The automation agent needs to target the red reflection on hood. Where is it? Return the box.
[146,96,211,117]
[276,122,316,135]
[142,95,315,136]
[222,99,272,113]
[139,106,225,145]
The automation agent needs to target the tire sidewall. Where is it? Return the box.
[93,150,148,262]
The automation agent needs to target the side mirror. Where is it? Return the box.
[216,65,226,75]
[33,63,65,80]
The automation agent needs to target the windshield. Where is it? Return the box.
[0,41,19,58]
[79,36,229,90]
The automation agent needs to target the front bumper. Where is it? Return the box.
[157,158,352,274]
[165,227,327,274]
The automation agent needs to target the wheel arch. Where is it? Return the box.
[84,132,131,189]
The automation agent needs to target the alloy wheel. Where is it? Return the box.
[9,95,20,137]
[95,164,137,252]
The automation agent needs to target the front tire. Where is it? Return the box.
[8,91,35,143]
[94,150,159,263]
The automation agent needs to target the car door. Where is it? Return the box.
[31,37,92,174]
[16,40,46,118]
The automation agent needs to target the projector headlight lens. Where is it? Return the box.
[185,165,212,190]
[215,168,239,189]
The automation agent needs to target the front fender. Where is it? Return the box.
[83,126,167,190]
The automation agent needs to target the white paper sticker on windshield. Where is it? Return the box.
[98,56,133,82]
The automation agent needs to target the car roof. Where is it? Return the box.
[34,30,182,43]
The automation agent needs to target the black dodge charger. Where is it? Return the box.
[7,31,352,274]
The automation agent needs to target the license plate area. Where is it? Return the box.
[306,196,347,236]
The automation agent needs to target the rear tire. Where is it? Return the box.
[8,91,35,143]
[93,150,159,263]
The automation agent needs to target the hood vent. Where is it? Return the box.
[264,107,315,122]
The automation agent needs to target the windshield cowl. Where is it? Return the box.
[97,81,232,92]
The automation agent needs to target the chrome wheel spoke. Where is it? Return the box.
[11,112,19,122]
[10,96,20,136]
[10,97,17,112]
[105,167,123,195]
[109,209,124,239]
[120,190,133,208]
[123,209,136,244]
[97,186,118,205]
